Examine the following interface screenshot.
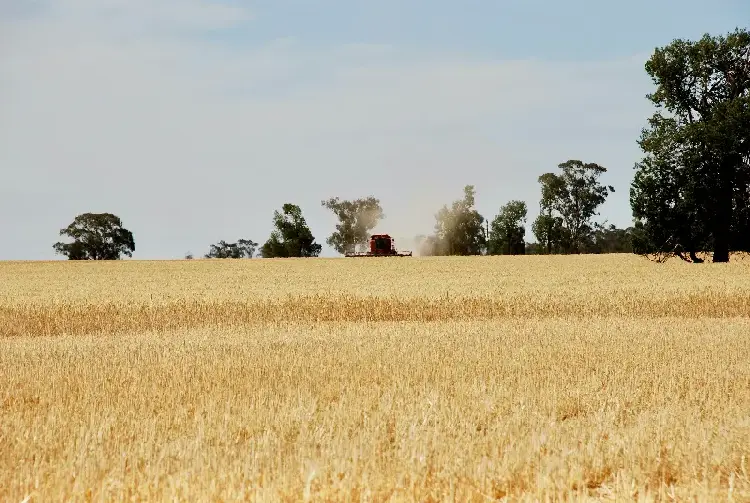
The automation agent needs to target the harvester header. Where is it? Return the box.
[345,234,413,257]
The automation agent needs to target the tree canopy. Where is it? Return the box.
[531,212,566,255]
[488,200,527,255]
[431,185,486,255]
[321,196,384,254]
[53,213,135,260]
[533,160,614,254]
[204,239,257,258]
[631,28,750,262]
[260,203,322,258]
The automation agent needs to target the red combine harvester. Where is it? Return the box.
[345,234,413,257]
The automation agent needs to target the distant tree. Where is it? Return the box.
[488,200,527,255]
[185,252,194,260]
[260,232,285,258]
[584,223,636,254]
[536,160,614,253]
[204,239,257,258]
[53,212,135,260]
[630,28,750,262]
[432,185,486,255]
[260,203,322,258]
[524,242,545,255]
[531,212,567,254]
[321,196,384,254]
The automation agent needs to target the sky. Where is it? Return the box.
[1,0,747,260]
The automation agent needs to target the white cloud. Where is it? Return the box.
[0,1,655,259]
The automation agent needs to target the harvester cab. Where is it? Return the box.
[345,234,413,257]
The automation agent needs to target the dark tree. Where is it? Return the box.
[321,196,384,255]
[488,200,527,255]
[53,213,135,260]
[630,116,712,262]
[524,242,545,255]
[432,185,486,255]
[260,203,322,258]
[584,224,637,254]
[531,213,567,254]
[536,161,614,253]
[204,239,257,258]
[631,28,750,262]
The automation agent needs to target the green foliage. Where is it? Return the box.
[53,213,135,260]
[488,200,527,255]
[432,185,486,255]
[260,232,285,258]
[631,28,750,262]
[585,224,637,254]
[321,196,384,255]
[536,160,614,253]
[531,213,567,254]
[260,204,322,258]
[630,115,712,261]
[204,239,257,258]
[524,242,544,255]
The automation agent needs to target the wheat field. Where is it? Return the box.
[1,254,750,502]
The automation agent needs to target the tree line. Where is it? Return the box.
[52,28,749,263]
[51,160,631,261]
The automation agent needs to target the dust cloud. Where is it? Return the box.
[367,198,444,257]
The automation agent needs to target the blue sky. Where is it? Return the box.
[219,0,744,59]
[1,0,747,259]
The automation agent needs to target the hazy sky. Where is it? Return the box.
[1,0,747,259]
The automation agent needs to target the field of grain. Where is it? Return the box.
[1,254,750,501]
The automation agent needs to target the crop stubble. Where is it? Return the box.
[1,255,749,501]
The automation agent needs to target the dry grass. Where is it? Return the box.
[1,254,749,501]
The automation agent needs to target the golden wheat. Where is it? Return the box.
[1,255,749,501]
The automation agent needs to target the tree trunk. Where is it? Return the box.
[506,231,511,255]
[712,157,736,263]
[713,229,730,262]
